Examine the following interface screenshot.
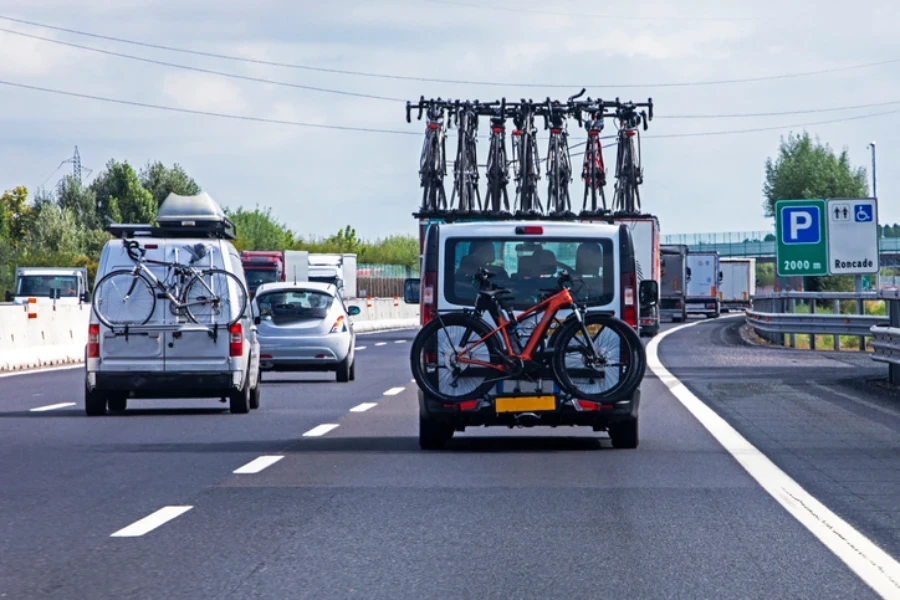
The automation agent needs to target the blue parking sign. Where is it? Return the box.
[780,206,821,244]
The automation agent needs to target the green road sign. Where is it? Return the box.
[775,199,829,277]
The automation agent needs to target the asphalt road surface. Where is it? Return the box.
[1,321,898,599]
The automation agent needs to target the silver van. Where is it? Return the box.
[84,193,261,415]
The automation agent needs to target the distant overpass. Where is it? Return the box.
[662,231,900,266]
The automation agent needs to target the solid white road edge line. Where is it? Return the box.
[383,387,405,396]
[29,402,76,412]
[0,364,82,379]
[233,455,284,474]
[110,506,193,538]
[302,423,339,437]
[647,319,900,598]
[350,402,377,412]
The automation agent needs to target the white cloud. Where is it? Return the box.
[161,72,247,113]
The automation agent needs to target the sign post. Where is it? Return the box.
[775,199,829,277]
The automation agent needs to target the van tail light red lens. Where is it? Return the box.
[421,271,437,325]
[622,273,636,328]
[87,323,100,358]
[229,322,243,357]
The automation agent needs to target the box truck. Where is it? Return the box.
[660,245,689,323]
[685,252,721,318]
[719,257,756,312]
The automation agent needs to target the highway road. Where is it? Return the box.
[1,320,899,598]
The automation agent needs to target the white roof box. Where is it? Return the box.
[105,192,236,240]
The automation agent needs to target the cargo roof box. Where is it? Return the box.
[105,192,237,240]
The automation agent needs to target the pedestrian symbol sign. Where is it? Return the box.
[776,199,828,276]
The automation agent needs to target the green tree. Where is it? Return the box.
[140,161,201,208]
[1,186,35,246]
[226,206,294,251]
[763,131,868,218]
[90,160,156,225]
[763,132,868,291]
[57,176,100,230]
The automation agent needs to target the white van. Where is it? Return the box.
[405,220,650,448]
[84,193,261,416]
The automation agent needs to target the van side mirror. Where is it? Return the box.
[404,278,421,304]
[80,291,91,303]
[4,290,12,302]
[253,316,261,325]
[639,280,658,307]
[685,267,692,283]
[347,305,361,316]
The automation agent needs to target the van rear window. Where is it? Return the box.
[444,238,615,310]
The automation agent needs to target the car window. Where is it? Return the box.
[444,237,615,309]
[16,275,79,298]
[256,290,334,325]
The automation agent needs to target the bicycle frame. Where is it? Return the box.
[451,286,577,372]
[127,257,221,312]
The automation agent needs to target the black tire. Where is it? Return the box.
[552,313,646,403]
[84,384,107,416]
[107,396,127,413]
[336,354,352,382]
[349,358,356,381]
[249,380,261,410]
[184,268,248,327]
[229,379,250,414]
[671,316,682,323]
[419,412,453,450]
[410,312,502,403]
[92,270,156,329]
[609,417,639,449]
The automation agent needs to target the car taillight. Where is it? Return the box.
[87,323,100,358]
[622,273,636,328]
[421,271,437,325]
[515,225,543,235]
[229,322,243,357]
[330,315,346,333]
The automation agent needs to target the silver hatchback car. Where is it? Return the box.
[253,281,360,382]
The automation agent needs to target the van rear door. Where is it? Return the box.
[98,242,167,372]
[163,241,234,372]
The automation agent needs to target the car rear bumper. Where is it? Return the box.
[89,371,241,398]
[418,387,640,430]
[258,333,351,369]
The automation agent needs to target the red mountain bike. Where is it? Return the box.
[410,268,645,403]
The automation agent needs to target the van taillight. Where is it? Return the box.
[87,323,100,358]
[421,271,437,325]
[229,323,243,357]
[622,273,636,328]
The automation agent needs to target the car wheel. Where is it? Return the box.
[336,355,351,383]
[230,380,251,414]
[85,384,107,417]
[419,412,453,450]
[249,381,261,410]
[349,359,356,381]
[107,396,127,413]
[609,417,639,449]
[672,316,682,323]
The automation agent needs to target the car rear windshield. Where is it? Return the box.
[444,237,615,310]
[16,275,79,298]
[256,290,334,324]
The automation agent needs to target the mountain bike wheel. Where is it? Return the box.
[92,270,156,328]
[410,312,503,403]
[552,313,645,402]
[184,268,248,327]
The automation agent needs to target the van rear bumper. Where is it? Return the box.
[91,371,238,399]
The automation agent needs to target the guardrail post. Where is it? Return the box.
[857,297,866,351]
[832,299,840,351]
[891,299,900,385]
[789,297,796,349]
[809,299,816,351]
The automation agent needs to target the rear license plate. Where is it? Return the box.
[495,395,556,413]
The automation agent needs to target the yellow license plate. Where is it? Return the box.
[495,395,556,413]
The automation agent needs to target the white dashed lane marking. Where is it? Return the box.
[233,456,284,474]
[383,387,405,396]
[302,423,339,437]
[30,403,76,412]
[350,403,377,412]
[110,506,193,538]
[354,346,367,350]
[375,342,387,347]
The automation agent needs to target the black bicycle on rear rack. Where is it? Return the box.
[612,98,653,214]
[511,100,543,217]
[482,99,511,215]
[407,97,449,215]
[449,100,482,213]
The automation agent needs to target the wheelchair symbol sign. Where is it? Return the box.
[855,204,873,222]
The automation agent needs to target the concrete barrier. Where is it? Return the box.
[0,298,419,372]
[0,303,91,371]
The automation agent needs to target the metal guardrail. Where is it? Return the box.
[747,291,900,384]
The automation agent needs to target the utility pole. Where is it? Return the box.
[868,141,877,199]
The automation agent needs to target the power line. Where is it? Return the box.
[1,14,897,89]
[0,80,419,135]
[660,100,900,119]
[2,78,899,140]
[422,0,761,21]
[0,28,405,103]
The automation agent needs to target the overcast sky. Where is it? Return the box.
[0,0,897,241]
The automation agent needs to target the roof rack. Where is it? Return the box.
[104,192,238,240]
